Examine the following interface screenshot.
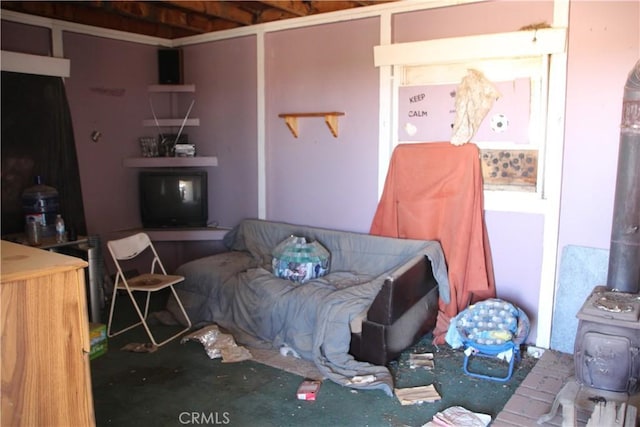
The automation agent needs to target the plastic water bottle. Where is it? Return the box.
[55,214,66,243]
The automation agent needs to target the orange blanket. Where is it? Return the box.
[370,142,495,344]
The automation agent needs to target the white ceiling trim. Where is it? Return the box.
[374,27,567,67]
[1,50,70,77]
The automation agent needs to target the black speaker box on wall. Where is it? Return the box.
[158,48,183,84]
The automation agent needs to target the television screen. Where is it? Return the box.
[139,170,208,228]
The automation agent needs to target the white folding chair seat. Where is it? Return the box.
[107,232,191,347]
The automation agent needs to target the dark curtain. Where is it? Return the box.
[1,71,87,236]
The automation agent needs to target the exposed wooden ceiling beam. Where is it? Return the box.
[0,1,193,38]
[0,1,401,40]
[258,1,311,17]
[161,1,255,26]
[100,1,234,34]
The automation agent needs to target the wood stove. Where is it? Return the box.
[561,61,640,426]
[574,286,640,394]
[540,59,640,427]
[574,59,640,398]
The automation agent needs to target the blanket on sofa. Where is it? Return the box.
[162,219,449,395]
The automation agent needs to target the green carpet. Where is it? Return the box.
[91,296,536,427]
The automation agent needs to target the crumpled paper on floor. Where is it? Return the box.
[422,406,492,427]
[121,342,158,353]
[451,69,501,145]
[181,324,252,363]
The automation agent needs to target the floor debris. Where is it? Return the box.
[181,324,252,362]
[409,352,435,369]
[395,384,441,405]
[347,374,376,385]
[120,342,157,353]
[296,379,322,401]
[422,405,491,427]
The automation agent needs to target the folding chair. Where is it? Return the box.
[107,232,191,347]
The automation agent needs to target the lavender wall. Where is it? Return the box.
[1,20,51,56]
[485,211,545,340]
[393,1,553,42]
[62,33,156,241]
[58,32,259,236]
[60,33,257,268]
[265,18,381,232]
[559,1,640,251]
[182,36,259,228]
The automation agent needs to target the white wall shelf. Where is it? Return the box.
[123,156,218,168]
[148,84,195,93]
[142,118,200,127]
[146,84,198,128]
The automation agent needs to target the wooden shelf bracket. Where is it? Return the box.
[278,112,345,138]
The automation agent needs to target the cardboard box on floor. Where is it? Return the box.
[297,380,321,401]
[89,323,107,360]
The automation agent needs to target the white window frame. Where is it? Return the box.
[374,27,566,213]
[374,4,569,348]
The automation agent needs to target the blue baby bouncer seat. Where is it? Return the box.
[446,298,530,382]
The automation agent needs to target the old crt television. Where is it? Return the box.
[139,170,208,227]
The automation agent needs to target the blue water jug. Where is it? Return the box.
[22,176,59,237]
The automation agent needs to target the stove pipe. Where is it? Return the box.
[607,59,640,293]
